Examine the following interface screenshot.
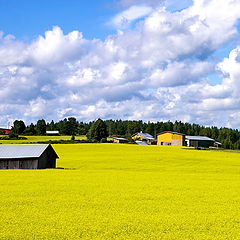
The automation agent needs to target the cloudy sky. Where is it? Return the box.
[0,0,240,128]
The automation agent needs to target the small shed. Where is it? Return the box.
[46,131,60,136]
[113,137,128,143]
[186,136,215,148]
[0,144,58,169]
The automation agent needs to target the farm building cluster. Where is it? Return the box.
[113,131,221,148]
[157,131,221,148]
[0,130,221,170]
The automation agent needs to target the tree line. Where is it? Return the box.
[11,118,240,149]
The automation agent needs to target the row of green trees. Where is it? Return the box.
[11,118,79,136]
[11,118,240,149]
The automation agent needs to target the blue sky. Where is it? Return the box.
[0,0,197,40]
[0,0,116,40]
[0,0,240,128]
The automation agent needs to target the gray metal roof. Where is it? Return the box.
[157,131,185,136]
[0,144,50,159]
[46,131,59,134]
[132,132,155,140]
[113,137,128,141]
[135,141,148,145]
[186,136,215,141]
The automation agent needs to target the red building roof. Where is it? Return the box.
[0,129,11,135]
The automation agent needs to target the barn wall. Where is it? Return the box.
[157,132,173,144]
[157,133,185,146]
[38,147,56,169]
[0,161,8,169]
[172,139,183,146]
[38,151,47,169]
[8,161,19,169]
[20,160,38,169]
[198,140,214,148]
[189,140,214,148]
[189,140,198,148]
[0,159,38,169]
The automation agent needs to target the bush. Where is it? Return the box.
[8,132,19,139]
[100,138,107,143]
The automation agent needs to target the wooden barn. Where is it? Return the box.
[157,131,185,146]
[0,144,58,169]
[0,128,11,135]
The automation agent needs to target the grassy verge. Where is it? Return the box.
[0,135,87,144]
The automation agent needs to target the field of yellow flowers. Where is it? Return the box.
[0,144,240,239]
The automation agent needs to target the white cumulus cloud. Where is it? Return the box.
[0,0,240,128]
[111,5,154,29]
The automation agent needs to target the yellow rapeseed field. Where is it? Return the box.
[0,144,240,239]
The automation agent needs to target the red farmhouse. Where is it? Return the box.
[0,129,11,135]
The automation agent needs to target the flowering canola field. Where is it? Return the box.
[0,144,240,239]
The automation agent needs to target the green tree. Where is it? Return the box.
[145,122,155,137]
[9,131,18,139]
[87,118,108,142]
[0,130,5,135]
[24,123,36,135]
[12,120,26,135]
[115,120,127,135]
[127,120,142,135]
[36,119,46,135]
[65,117,78,135]
[47,120,56,131]
[78,122,89,135]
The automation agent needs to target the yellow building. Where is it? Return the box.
[157,131,185,146]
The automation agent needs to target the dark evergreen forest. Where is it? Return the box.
[13,118,240,150]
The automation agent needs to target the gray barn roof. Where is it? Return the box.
[186,136,215,141]
[135,141,148,145]
[46,131,59,134]
[0,144,57,159]
[132,132,155,140]
[157,131,185,136]
[113,137,128,141]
